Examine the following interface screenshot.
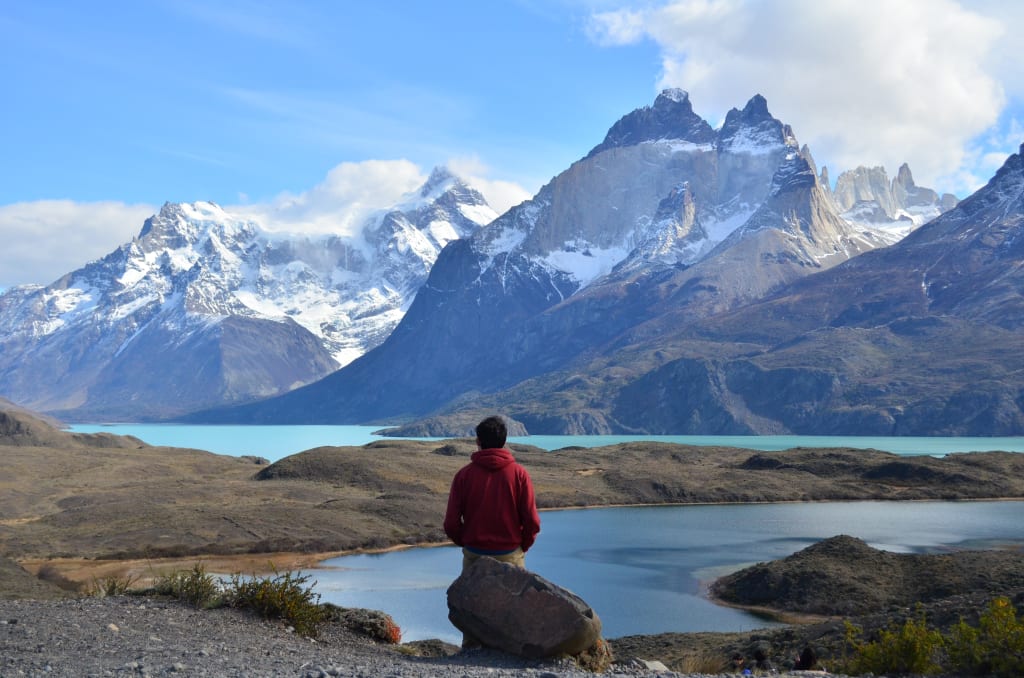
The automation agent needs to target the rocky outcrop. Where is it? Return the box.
[711,535,1024,617]
[586,88,715,157]
[447,557,604,659]
[830,162,957,236]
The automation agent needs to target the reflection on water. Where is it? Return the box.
[308,501,1024,643]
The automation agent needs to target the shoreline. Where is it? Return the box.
[18,542,453,588]
[20,496,1024,587]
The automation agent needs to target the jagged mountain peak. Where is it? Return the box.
[387,167,493,226]
[0,171,498,420]
[658,87,691,104]
[831,161,956,239]
[894,162,915,189]
[136,200,256,253]
[587,88,716,157]
[419,166,462,198]
[718,94,796,155]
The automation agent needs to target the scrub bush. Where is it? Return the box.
[228,569,328,638]
[88,573,139,597]
[947,596,1024,677]
[841,606,944,676]
[154,563,223,608]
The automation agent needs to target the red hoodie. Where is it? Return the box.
[443,447,541,553]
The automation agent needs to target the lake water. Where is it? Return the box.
[67,423,1024,642]
[68,423,1024,462]
[310,500,1024,643]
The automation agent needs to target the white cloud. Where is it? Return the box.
[0,158,531,289]
[589,0,1015,196]
[242,160,428,236]
[0,201,155,288]
[447,156,533,215]
[241,157,530,234]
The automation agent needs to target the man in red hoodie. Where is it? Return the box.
[444,415,541,571]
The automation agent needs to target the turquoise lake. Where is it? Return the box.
[68,423,1024,462]
[67,424,1024,642]
[310,501,1024,644]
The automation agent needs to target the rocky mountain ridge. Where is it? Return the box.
[197,90,962,430]
[0,168,495,421]
[829,162,958,240]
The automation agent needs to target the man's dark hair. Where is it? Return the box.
[476,416,507,449]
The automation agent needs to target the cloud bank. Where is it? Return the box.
[589,0,1018,195]
[0,201,156,289]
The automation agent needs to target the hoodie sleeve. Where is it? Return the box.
[517,465,541,552]
[443,472,464,546]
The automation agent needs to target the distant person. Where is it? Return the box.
[444,415,541,571]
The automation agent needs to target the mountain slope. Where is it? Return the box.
[603,143,1024,434]
[0,169,494,421]
[193,91,951,426]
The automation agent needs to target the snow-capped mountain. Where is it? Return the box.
[199,90,954,427]
[828,163,958,240]
[0,167,495,420]
[608,142,1024,436]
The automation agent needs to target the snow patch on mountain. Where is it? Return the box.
[0,169,495,371]
[642,139,715,154]
[542,240,632,286]
[703,208,759,248]
[719,127,788,155]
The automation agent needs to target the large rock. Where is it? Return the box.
[447,557,602,658]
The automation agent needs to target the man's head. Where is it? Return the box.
[475,415,507,449]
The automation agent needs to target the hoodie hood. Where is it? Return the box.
[471,447,516,471]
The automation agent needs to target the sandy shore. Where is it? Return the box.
[17,544,449,589]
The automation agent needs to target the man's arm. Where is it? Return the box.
[517,468,541,552]
[443,474,464,546]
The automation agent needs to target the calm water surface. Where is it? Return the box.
[68,423,1024,462]
[67,424,1024,642]
[308,500,1024,644]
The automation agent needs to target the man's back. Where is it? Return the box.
[444,446,540,554]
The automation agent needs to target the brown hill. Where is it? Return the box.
[0,409,143,449]
[711,534,1024,616]
[2,410,1023,592]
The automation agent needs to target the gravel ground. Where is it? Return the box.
[0,597,829,678]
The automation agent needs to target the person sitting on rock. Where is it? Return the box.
[444,415,541,571]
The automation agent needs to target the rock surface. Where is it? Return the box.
[712,534,1024,616]
[447,557,603,658]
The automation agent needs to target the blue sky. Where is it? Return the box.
[2,0,1022,288]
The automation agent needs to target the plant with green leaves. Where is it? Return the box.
[154,564,223,609]
[87,573,138,598]
[947,596,1024,677]
[841,605,944,676]
[228,569,328,638]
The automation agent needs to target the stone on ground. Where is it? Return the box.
[446,556,603,658]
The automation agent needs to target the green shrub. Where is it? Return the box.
[228,569,328,638]
[154,564,223,609]
[947,597,1024,677]
[87,573,139,597]
[842,606,944,676]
